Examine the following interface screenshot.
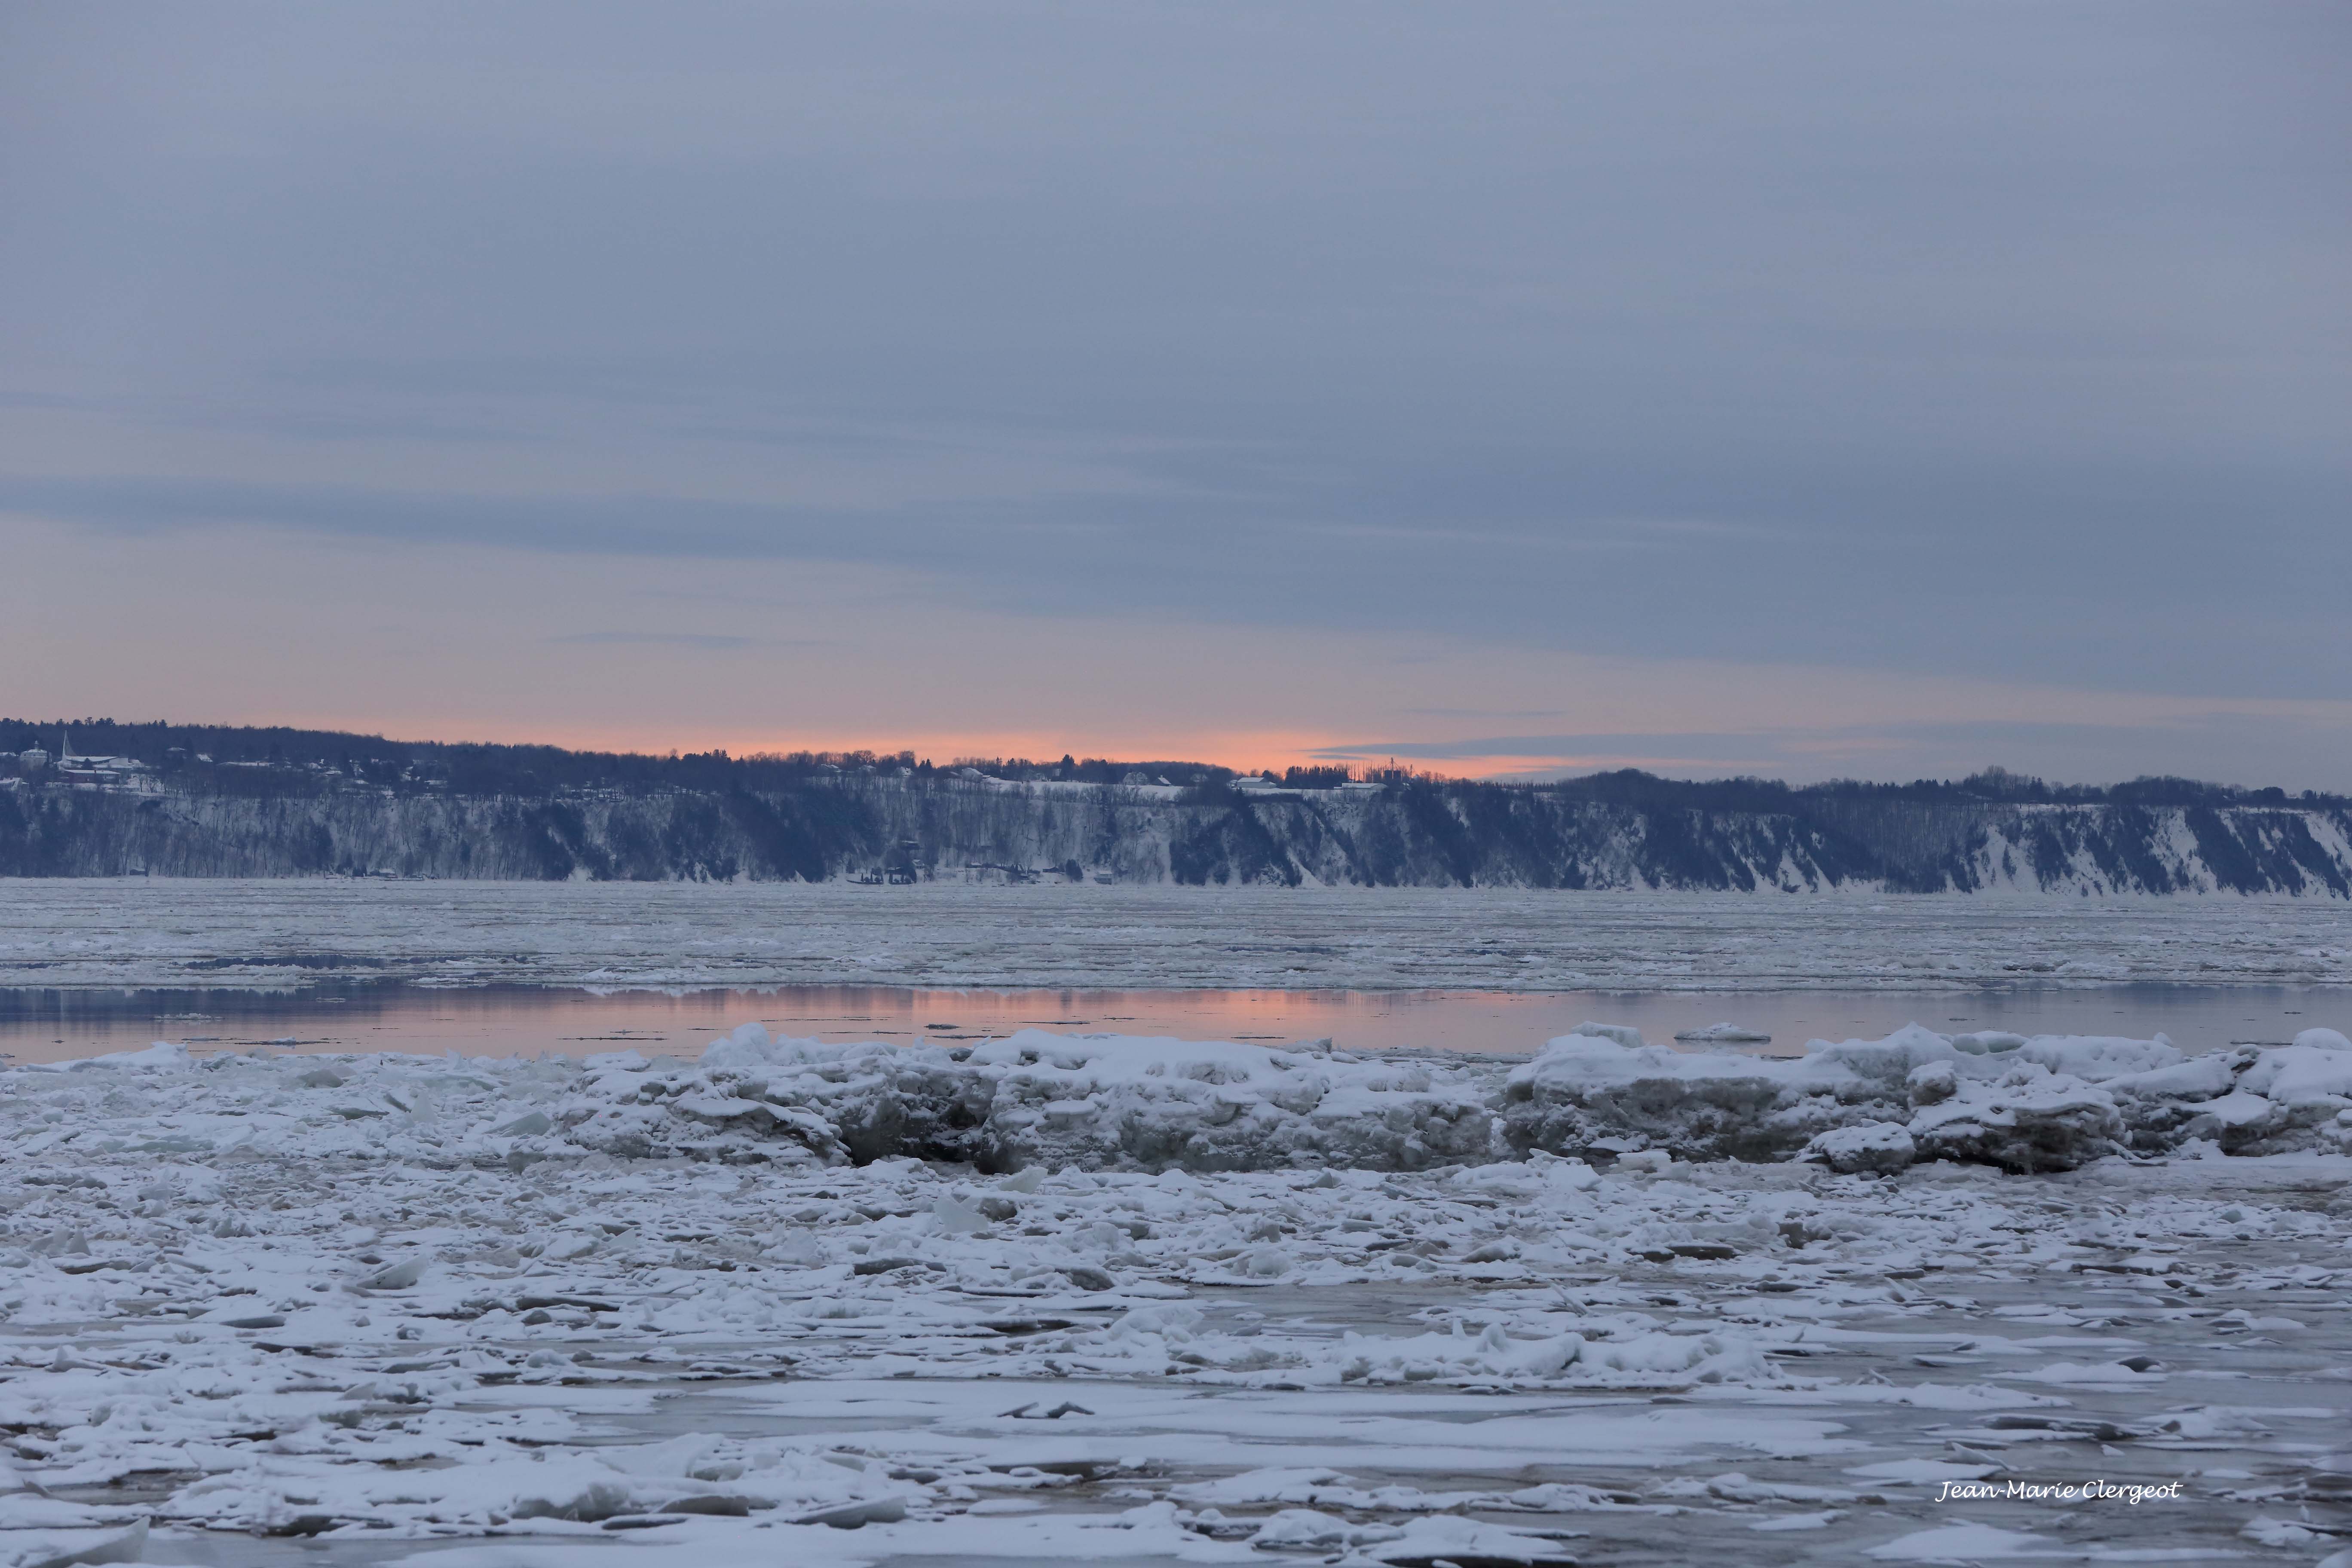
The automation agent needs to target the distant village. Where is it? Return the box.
[6,733,163,794]
[0,729,1415,805]
[2,732,436,798]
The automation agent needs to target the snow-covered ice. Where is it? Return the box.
[0,1023,2341,1565]
[1505,1024,2352,1170]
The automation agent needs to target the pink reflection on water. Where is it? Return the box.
[0,980,2317,1065]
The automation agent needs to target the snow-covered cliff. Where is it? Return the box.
[5,773,2348,893]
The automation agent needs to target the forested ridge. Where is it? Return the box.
[2,720,2346,893]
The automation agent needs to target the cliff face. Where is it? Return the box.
[4,775,2348,894]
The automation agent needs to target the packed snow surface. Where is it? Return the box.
[0,1024,2343,1565]
[2,880,2347,991]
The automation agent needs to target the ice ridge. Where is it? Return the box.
[44,1019,2344,1177]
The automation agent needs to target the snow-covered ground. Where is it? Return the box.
[0,1025,2345,1567]
[2,879,2347,992]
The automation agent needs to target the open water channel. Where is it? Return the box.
[0,980,2340,1065]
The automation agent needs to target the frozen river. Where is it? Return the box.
[0,880,2343,1565]
[0,878,2343,1069]
[0,1057,2343,1568]
[2,879,2346,994]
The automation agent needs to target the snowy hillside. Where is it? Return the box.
[5,770,2349,893]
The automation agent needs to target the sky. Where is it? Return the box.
[3,2,2347,786]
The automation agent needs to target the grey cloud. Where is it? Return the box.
[6,456,2342,703]
[1401,708,1575,722]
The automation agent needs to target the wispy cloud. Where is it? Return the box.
[549,631,764,650]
